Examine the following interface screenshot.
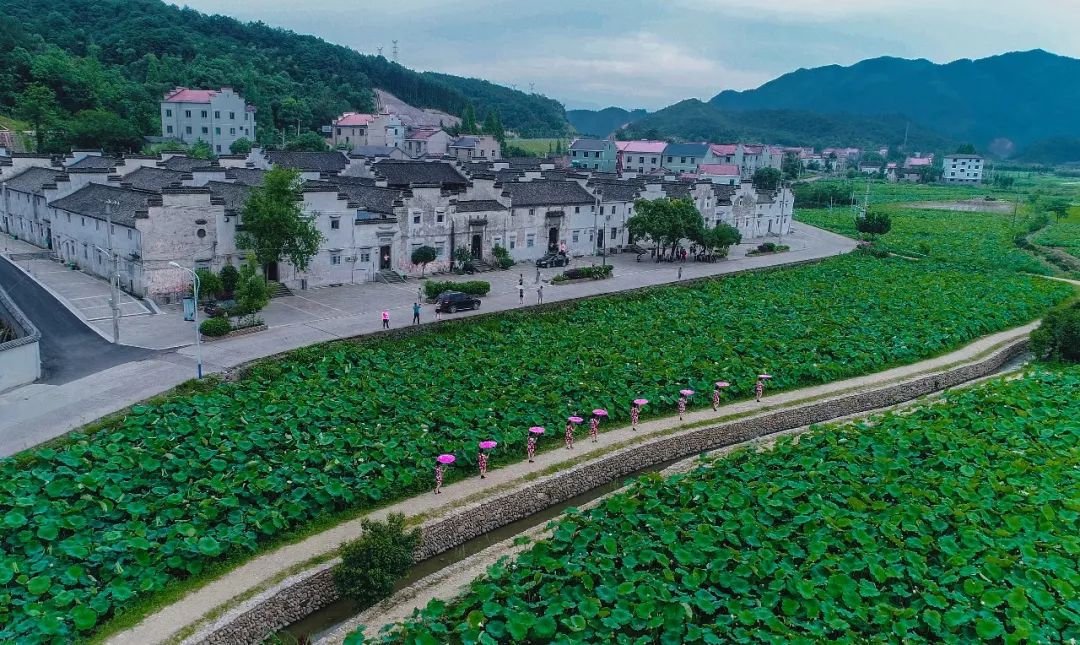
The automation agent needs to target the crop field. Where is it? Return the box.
[505,138,568,156]
[1033,210,1080,261]
[799,180,1011,207]
[795,205,1050,274]
[375,366,1080,644]
[0,254,1072,641]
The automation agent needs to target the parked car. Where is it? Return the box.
[434,291,481,313]
[535,252,570,268]
[203,299,236,318]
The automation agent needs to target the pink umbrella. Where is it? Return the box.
[478,440,498,450]
[715,381,730,388]
[529,426,546,435]
[436,454,456,464]
[568,416,584,424]
[592,409,608,417]
[758,374,772,379]
[680,389,695,396]
[633,398,649,406]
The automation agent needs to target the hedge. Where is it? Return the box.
[423,280,491,299]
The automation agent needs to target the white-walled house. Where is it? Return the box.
[942,154,983,184]
[160,87,255,155]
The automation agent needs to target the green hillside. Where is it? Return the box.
[0,0,569,152]
[567,106,649,137]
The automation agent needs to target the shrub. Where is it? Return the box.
[758,242,778,253]
[194,268,223,300]
[199,317,231,337]
[855,209,892,240]
[410,246,437,276]
[1026,212,1050,233]
[1031,301,1080,363]
[333,514,420,609]
[916,242,932,256]
[492,245,514,269]
[219,264,240,297]
[561,265,613,280]
[423,280,491,299]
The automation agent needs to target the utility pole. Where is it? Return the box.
[105,198,121,344]
[777,182,786,246]
[392,40,398,62]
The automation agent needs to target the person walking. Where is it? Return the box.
[536,284,544,304]
[527,433,538,463]
[631,402,640,431]
[589,415,599,443]
[564,419,574,449]
[518,283,525,305]
[381,310,390,329]
[434,463,444,494]
[478,449,489,479]
[678,393,687,420]
[677,266,683,280]
[535,266,541,283]
[713,384,721,411]
[519,273,524,286]
[755,377,765,402]
[417,285,423,301]
[412,302,421,325]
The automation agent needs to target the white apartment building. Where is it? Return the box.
[942,154,983,184]
[160,87,256,155]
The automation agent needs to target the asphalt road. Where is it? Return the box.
[0,255,155,385]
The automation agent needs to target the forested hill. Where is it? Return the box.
[566,107,649,137]
[0,0,571,151]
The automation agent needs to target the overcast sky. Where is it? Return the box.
[172,0,1076,111]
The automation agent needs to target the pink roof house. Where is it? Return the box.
[617,140,667,173]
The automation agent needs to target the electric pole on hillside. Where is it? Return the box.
[377,45,383,57]
[392,40,398,62]
[105,198,121,344]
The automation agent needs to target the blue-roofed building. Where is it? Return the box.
[661,142,710,175]
[569,138,618,173]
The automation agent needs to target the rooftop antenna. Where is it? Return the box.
[392,40,398,62]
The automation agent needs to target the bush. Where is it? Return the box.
[199,317,231,337]
[758,242,778,253]
[333,514,420,609]
[410,246,438,276]
[560,265,613,281]
[916,242,932,256]
[423,280,491,299]
[219,264,240,297]
[194,268,223,300]
[1031,301,1080,363]
[492,245,514,269]
[1026,212,1050,233]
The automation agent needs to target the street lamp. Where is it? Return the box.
[170,261,203,379]
[103,199,121,344]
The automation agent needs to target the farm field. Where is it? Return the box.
[375,366,1080,644]
[1033,210,1080,261]
[795,205,1050,274]
[796,179,1013,207]
[0,254,1073,642]
[505,137,567,156]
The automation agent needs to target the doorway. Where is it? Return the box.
[596,228,604,250]
[265,262,279,282]
[548,227,559,252]
[471,234,482,260]
[379,245,392,270]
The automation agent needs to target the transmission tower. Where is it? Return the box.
[529,82,535,93]
[376,45,383,57]
[392,40,398,62]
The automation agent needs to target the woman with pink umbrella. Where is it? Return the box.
[566,415,583,449]
[631,398,647,431]
[477,441,497,479]
[713,381,729,411]
[756,374,771,402]
[435,454,455,494]
[527,426,544,462]
[678,389,694,420]
[589,409,608,443]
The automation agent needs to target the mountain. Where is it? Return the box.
[709,50,1080,151]
[0,0,570,152]
[566,107,649,137]
[621,99,954,151]
[1012,137,1080,165]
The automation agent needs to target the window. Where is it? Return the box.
[651,157,657,164]
[509,233,516,249]
[214,111,220,119]
[528,208,535,216]
[681,157,686,164]
[81,217,85,227]
[574,206,580,214]
[667,156,673,163]
[572,230,579,243]
[184,110,191,118]
[166,125,173,134]
[639,156,644,163]
[435,208,445,223]
[571,150,577,157]
[128,229,132,240]
[589,230,594,242]
[215,127,221,135]
[185,126,192,134]
[230,128,236,135]
[229,112,235,120]
[197,228,206,238]
[331,254,342,265]
[526,234,535,248]
[599,206,604,215]
[165,108,173,117]
[413,213,421,224]
[201,127,209,135]
[244,113,249,121]
[336,128,342,136]
[611,227,618,239]
[216,145,221,153]
[595,151,601,158]
[95,220,99,230]
[200,110,207,118]
[330,218,341,230]
[360,251,371,263]
[435,241,445,257]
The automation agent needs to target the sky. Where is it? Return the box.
[171,0,1077,111]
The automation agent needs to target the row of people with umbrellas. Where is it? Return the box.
[433,374,771,493]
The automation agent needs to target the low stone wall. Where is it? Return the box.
[0,284,41,393]
[184,337,1027,645]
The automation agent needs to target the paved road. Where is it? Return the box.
[0,255,155,384]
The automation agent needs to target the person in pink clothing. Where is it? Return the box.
[589,415,599,443]
[631,403,640,431]
[478,451,489,479]
[713,385,721,411]
[678,395,687,420]
[565,420,574,449]
[527,434,538,462]
[434,463,444,494]
[381,310,390,329]
[755,377,765,402]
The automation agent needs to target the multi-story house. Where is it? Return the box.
[448,135,501,161]
[942,154,983,184]
[331,112,406,151]
[404,128,452,158]
[662,142,710,175]
[500,180,597,257]
[616,141,666,174]
[159,87,255,155]
[569,139,618,173]
[697,164,741,185]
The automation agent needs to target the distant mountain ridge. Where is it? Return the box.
[566,107,649,137]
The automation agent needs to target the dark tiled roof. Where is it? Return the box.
[349,145,402,158]
[162,156,216,172]
[122,167,188,192]
[328,174,376,187]
[225,168,266,186]
[570,138,611,152]
[207,181,254,214]
[711,184,737,205]
[592,181,641,202]
[265,151,348,173]
[336,183,402,215]
[663,142,710,157]
[372,160,468,188]
[661,183,693,199]
[756,189,778,204]
[454,199,507,213]
[49,184,152,227]
[4,167,68,195]
[67,155,119,170]
[450,136,479,149]
[501,180,595,208]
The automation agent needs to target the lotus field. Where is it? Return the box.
[1034,221,1080,261]
[796,206,1050,274]
[374,367,1080,644]
[0,255,1072,641]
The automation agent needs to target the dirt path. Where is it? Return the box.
[106,321,1046,645]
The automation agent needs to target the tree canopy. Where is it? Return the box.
[237,166,323,274]
[855,208,892,240]
[752,167,782,191]
[627,198,705,260]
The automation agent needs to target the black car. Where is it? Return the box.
[434,291,481,313]
[535,252,569,268]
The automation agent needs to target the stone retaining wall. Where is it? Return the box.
[184,338,1027,645]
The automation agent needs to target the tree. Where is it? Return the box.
[955,143,977,155]
[702,222,741,255]
[333,514,420,609]
[411,245,437,276]
[277,96,311,133]
[1030,301,1080,363]
[284,131,329,152]
[1041,197,1072,221]
[453,246,472,270]
[63,109,142,153]
[752,167,782,191]
[855,208,892,241]
[193,268,223,301]
[234,259,271,325]
[781,153,800,179]
[627,198,704,260]
[16,83,59,152]
[237,166,324,275]
[218,264,240,297]
[460,103,478,134]
[189,139,214,160]
[229,138,253,155]
[482,109,505,143]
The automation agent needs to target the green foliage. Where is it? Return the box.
[627,198,704,260]
[333,514,420,609]
[234,260,270,324]
[15,83,59,152]
[854,208,892,239]
[218,264,240,297]
[481,109,504,143]
[229,138,253,155]
[1034,220,1080,261]
[701,222,742,253]
[452,246,472,269]
[752,167,782,191]
[0,254,1070,641]
[410,246,437,276]
[193,268,223,300]
[423,280,490,299]
[284,131,329,152]
[1041,196,1072,221]
[955,143,977,154]
[491,244,513,269]
[62,109,143,154]
[237,167,323,273]
[199,317,231,337]
[459,103,478,135]
[188,139,214,160]
[1031,301,1080,362]
[793,182,858,208]
[375,367,1080,643]
[557,265,613,281]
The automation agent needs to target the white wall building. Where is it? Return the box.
[942,154,983,184]
[160,87,256,155]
